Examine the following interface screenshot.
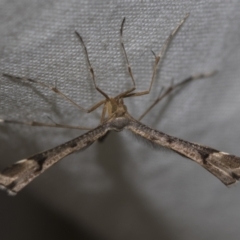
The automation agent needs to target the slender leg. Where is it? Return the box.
[75,31,109,99]
[100,103,107,123]
[138,71,217,120]
[0,118,93,130]
[116,18,136,98]
[124,13,189,99]
[2,73,106,113]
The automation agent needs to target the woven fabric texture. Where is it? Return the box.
[1,1,240,240]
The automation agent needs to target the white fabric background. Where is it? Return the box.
[1,1,240,240]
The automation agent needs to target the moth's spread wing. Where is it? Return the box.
[127,120,240,185]
[0,123,111,195]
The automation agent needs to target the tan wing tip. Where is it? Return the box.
[0,173,18,196]
[0,158,41,195]
[226,181,238,188]
[0,184,17,196]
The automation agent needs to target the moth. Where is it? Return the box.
[1,13,240,196]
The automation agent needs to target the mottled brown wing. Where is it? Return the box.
[127,119,240,186]
[0,123,111,195]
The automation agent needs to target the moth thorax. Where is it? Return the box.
[106,98,127,117]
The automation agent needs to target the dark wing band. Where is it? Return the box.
[0,123,110,195]
[127,120,240,186]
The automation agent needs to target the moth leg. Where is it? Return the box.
[75,31,109,99]
[124,13,189,99]
[2,73,106,113]
[100,103,107,123]
[0,118,93,130]
[116,18,136,98]
[138,71,217,120]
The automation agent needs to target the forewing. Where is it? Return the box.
[127,120,240,186]
[0,123,110,195]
